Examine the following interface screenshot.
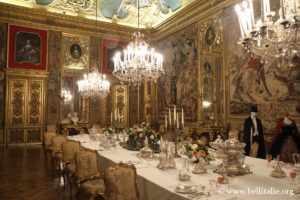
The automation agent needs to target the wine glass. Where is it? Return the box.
[266,154,272,167]
[290,171,297,189]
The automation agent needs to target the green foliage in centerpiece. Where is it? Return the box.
[126,123,161,152]
[103,127,113,134]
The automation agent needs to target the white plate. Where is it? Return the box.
[175,185,198,194]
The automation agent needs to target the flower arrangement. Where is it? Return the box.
[103,127,113,134]
[126,123,161,151]
[183,139,214,163]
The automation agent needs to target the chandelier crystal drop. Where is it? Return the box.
[77,69,110,98]
[113,32,164,84]
[235,0,300,62]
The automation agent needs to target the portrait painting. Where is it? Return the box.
[62,34,89,71]
[70,43,82,59]
[8,25,47,70]
[204,62,211,73]
[102,39,128,74]
[205,25,216,46]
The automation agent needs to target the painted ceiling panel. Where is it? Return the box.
[0,0,196,28]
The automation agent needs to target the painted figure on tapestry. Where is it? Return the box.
[15,32,41,64]
[224,5,300,122]
[157,24,198,121]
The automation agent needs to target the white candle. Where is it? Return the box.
[294,0,297,12]
[174,105,176,123]
[235,5,245,37]
[181,108,184,128]
[169,108,171,125]
[165,113,167,129]
[248,0,255,28]
[176,113,179,128]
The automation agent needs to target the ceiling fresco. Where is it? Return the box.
[0,0,197,28]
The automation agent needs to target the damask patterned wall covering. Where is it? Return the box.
[156,23,198,122]
[223,1,300,132]
[46,30,62,125]
[89,36,101,124]
[0,23,7,144]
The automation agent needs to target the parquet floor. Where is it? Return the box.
[0,145,71,200]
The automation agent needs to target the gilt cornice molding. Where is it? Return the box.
[0,3,135,40]
[152,0,239,40]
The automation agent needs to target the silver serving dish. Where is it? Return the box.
[211,136,251,176]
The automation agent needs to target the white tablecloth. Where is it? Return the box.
[69,134,299,200]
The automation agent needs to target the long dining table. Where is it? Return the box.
[68,134,299,200]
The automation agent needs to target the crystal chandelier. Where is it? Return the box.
[113,1,164,85]
[61,90,73,103]
[77,69,110,98]
[77,1,110,98]
[235,0,300,62]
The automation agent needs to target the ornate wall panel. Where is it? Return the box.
[8,79,27,127]
[28,80,43,126]
[62,33,90,72]
[5,74,46,145]
[156,23,198,122]
[89,36,101,125]
[47,30,62,125]
[113,85,128,127]
[0,22,7,145]
[198,16,224,123]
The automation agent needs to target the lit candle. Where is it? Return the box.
[176,113,179,128]
[235,5,245,37]
[294,0,298,12]
[169,108,171,125]
[165,113,167,129]
[174,105,176,123]
[248,0,255,28]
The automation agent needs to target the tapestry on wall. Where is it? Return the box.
[224,4,300,130]
[47,30,62,124]
[157,23,198,122]
[0,23,7,130]
[89,36,101,124]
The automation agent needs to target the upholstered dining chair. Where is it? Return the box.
[43,131,57,163]
[74,149,105,200]
[61,140,81,195]
[103,163,139,200]
[51,134,67,174]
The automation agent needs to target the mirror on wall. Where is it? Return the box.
[60,74,89,124]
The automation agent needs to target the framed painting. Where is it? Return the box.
[8,25,47,70]
[62,33,89,72]
[102,39,128,74]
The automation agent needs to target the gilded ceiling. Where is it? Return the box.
[0,0,197,28]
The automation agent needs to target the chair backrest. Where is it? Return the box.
[44,132,57,147]
[75,149,101,183]
[47,125,56,132]
[62,140,81,164]
[51,135,67,154]
[104,163,139,200]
